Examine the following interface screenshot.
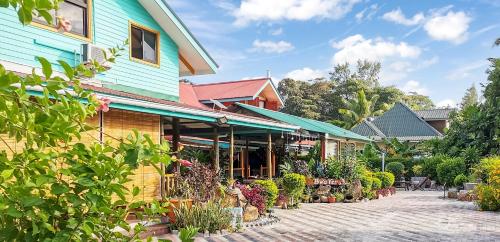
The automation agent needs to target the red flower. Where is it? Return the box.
[96,97,111,112]
[179,159,192,167]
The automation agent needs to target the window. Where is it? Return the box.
[259,100,265,108]
[33,0,89,38]
[130,23,160,65]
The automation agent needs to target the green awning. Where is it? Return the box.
[236,103,372,142]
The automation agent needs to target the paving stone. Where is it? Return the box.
[155,191,500,242]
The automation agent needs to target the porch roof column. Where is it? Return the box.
[267,132,272,179]
[229,125,234,180]
[213,127,220,172]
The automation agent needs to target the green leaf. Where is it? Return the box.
[17,7,33,25]
[6,206,22,218]
[22,197,44,207]
[51,183,69,195]
[36,0,53,9]
[1,169,14,179]
[37,9,53,25]
[57,60,74,79]
[37,57,52,79]
[132,186,140,196]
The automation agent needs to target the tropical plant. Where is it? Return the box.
[333,192,345,202]
[412,165,423,176]
[374,172,395,188]
[179,226,199,242]
[372,177,382,190]
[326,157,342,179]
[178,161,221,202]
[454,174,468,188]
[421,155,449,181]
[237,184,266,214]
[279,161,293,175]
[436,157,466,187]
[282,173,306,205]
[0,2,174,240]
[473,156,499,211]
[385,162,405,180]
[339,89,386,128]
[254,180,278,209]
[173,200,232,233]
[292,160,311,176]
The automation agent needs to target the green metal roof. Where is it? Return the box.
[352,102,443,141]
[236,103,372,142]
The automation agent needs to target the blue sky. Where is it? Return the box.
[168,0,500,108]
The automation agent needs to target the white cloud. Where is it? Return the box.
[270,27,283,36]
[250,40,295,53]
[331,34,421,65]
[382,8,425,26]
[436,99,457,108]
[424,11,471,44]
[285,67,325,81]
[400,80,429,95]
[233,0,361,26]
[355,4,379,23]
[446,60,487,81]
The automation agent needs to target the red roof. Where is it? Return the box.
[179,82,207,108]
[192,78,269,101]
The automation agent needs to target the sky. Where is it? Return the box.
[167,0,500,108]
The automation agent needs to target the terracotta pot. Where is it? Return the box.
[327,196,336,203]
[320,195,329,203]
[168,198,193,224]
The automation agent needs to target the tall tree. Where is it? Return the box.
[329,60,381,100]
[338,89,385,128]
[402,93,435,110]
[460,84,478,109]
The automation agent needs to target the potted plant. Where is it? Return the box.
[327,194,336,203]
[312,194,321,203]
[334,192,344,203]
[320,195,329,203]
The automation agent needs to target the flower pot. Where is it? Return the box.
[168,198,193,224]
[327,196,336,203]
[320,195,329,203]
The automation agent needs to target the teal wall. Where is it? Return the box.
[0,0,180,101]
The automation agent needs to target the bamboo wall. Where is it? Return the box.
[103,109,161,203]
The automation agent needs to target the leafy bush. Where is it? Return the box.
[282,173,306,204]
[374,172,395,188]
[454,174,468,188]
[179,161,221,202]
[237,184,266,214]
[292,160,311,177]
[472,156,500,183]
[372,177,382,190]
[436,157,466,186]
[473,156,499,211]
[475,184,499,211]
[412,165,423,176]
[174,200,232,233]
[334,192,344,202]
[421,155,448,180]
[254,180,278,209]
[385,162,405,180]
[326,157,342,179]
[179,226,199,242]
[360,172,373,192]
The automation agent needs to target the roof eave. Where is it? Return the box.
[140,0,218,76]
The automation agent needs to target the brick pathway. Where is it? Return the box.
[156,191,500,241]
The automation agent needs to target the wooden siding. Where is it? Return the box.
[0,0,180,99]
[103,109,161,202]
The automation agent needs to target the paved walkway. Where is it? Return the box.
[157,191,500,241]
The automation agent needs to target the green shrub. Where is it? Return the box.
[372,177,382,190]
[475,184,499,211]
[360,173,373,191]
[174,200,232,233]
[326,157,342,179]
[412,165,423,176]
[254,180,278,209]
[385,162,405,180]
[334,192,344,202]
[436,157,466,186]
[282,173,306,204]
[374,172,395,188]
[472,156,500,183]
[454,174,468,187]
[421,155,448,180]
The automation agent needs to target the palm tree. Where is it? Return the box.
[339,89,386,128]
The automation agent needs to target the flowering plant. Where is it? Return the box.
[236,183,266,214]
